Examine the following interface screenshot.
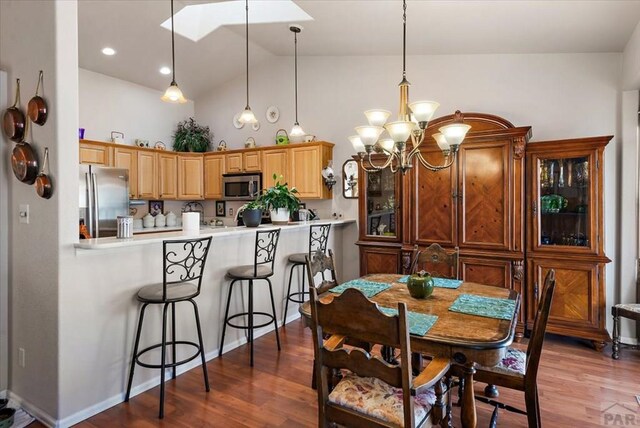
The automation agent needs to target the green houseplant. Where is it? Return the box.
[258,174,300,225]
[240,199,263,228]
[172,117,212,152]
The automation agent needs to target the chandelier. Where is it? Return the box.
[351,0,471,174]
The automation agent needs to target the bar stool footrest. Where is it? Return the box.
[226,312,276,330]
[286,291,309,304]
[135,340,201,369]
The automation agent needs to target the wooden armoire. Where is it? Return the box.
[357,113,531,337]
[356,112,612,347]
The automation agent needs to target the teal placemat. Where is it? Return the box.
[379,307,438,336]
[329,279,391,298]
[398,275,462,289]
[449,294,516,320]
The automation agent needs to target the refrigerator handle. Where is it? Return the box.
[85,172,94,238]
[92,172,100,238]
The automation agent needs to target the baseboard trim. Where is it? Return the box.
[7,391,56,428]
[58,313,302,427]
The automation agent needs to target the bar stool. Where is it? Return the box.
[125,237,212,419]
[219,229,281,366]
[282,223,331,324]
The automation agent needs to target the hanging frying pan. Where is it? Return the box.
[11,120,38,184]
[2,78,25,142]
[28,71,48,126]
[35,147,52,199]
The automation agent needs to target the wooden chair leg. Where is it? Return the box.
[524,387,541,428]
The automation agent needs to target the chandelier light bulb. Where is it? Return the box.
[364,110,392,127]
[439,123,472,147]
[355,126,384,148]
[349,135,366,153]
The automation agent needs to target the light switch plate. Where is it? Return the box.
[18,204,29,224]
[229,208,234,217]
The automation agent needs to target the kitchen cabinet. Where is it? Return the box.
[113,147,138,199]
[204,154,225,199]
[137,150,158,200]
[79,140,112,165]
[225,153,243,173]
[178,154,204,200]
[526,136,611,349]
[262,149,289,187]
[290,144,333,199]
[243,151,261,172]
[158,153,178,200]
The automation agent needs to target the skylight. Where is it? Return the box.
[160,0,314,42]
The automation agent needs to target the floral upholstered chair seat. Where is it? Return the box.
[478,347,526,376]
[328,373,436,426]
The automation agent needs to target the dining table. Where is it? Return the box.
[299,273,521,428]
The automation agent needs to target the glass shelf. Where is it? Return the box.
[365,169,398,237]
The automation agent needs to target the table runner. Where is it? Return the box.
[379,307,438,336]
[329,279,391,298]
[448,294,517,320]
[397,275,463,289]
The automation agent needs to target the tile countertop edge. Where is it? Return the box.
[74,219,357,251]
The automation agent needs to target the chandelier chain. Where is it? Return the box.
[294,30,299,124]
[170,0,176,84]
[245,0,250,108]
[402,0,407,79]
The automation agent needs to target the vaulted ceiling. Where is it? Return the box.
[78,0,640,98]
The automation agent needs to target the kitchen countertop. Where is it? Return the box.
[75,219,356,250]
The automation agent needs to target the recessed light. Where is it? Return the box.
[159,66,171,75]
[102,47,116,56]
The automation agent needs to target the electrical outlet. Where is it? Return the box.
[19,204,29,224]
[18,348,25,368]
[228,208,234,217]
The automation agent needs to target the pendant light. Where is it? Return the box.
[289,24,305,142]
[237,0,257,124]
[161,0,187,104]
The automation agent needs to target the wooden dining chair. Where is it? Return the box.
[411,243,460,279]
[454,269,556,428]
[310,286,451,427]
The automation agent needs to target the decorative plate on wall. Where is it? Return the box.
[266,106,279,123]
[252,121,260,131]
[233,113,244,129]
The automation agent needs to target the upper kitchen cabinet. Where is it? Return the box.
[137,150,158,200]
[158,152,178,200]
[178,154,204,200]
[79,140,112,165]
[243,151,261,172]
[289,142,334,199]
[262,148,289,187]
[225,150,261,173]
[204,153,225,199]
[113,146,138,199]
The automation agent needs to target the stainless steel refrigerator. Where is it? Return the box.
[79,165,129,238]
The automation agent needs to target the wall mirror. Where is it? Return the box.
[343,160,359,199]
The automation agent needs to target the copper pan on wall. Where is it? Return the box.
[28,71,47,126]
[2,78,25,142]
[11,119,38,184]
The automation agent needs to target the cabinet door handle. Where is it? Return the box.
[532,201,537,214]
[534,282,539,301]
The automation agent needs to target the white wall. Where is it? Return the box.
[0,71,9,394]
[79,68,194,148]
[195,52,623,332]
[623,21,640,90]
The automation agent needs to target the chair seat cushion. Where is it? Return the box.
[226,264,273,279]
[615,303,640,313]
[478,347,526,376]
[137,282,198,302]
[328,373,435,426]
[288,253,307,264]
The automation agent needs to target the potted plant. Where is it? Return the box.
[258,174,301,225]
[241,199,263,228]
[172,117,212,152]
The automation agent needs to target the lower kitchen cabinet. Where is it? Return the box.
[178,155,204,200]
[527,257,609,349]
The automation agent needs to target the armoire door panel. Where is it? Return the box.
[459,142,511,251]
[413,150,457,246]
[360,247,400,276]
[460,257,511,289]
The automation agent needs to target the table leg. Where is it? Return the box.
[411,352,423,376]
[461,363,477,428]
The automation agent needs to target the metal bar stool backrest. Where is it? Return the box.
[163,237,213,301]
[253,229,281,277]
[308,223,331,257]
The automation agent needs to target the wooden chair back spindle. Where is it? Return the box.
[411,243,460,279]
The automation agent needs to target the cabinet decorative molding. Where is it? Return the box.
[513,136,526,159]
[512,260,524,282]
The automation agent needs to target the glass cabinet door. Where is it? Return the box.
[534,154,594,251]
[364,168,399,239]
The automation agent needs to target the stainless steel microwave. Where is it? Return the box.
[222,173,262,200]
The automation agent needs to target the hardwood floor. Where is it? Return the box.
[33,319,640,427]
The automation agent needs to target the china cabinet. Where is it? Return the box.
[526,136,611,349]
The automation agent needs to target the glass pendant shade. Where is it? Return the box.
[238,106,257,124]
[349,135,366,153]
[409,101,440,123]
[290,123,306,139]
[364,109,391,127]
[439,123,471,147]
[378,138,396,153]
[355,126,384,148]
[384,121,415,143]
[432,132,450,151]
[161,82,187,104]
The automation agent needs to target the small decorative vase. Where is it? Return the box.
[155,212,166,227]
[270,208,290,225]
[142,213,155,228]
[166,211,177,227]
[242,209,262,228]
[407,271,435,299]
